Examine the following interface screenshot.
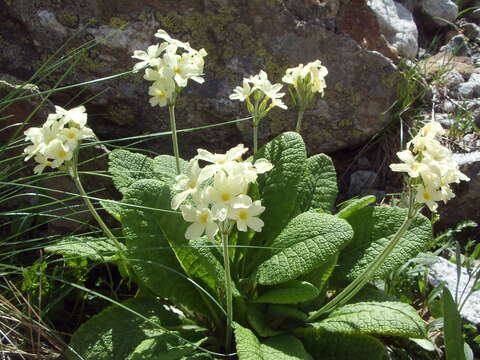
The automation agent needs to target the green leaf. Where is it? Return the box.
[109,150,155,194]
[300,254,338,291]
[153,154,188,186]
[100,200,123,222]
[234,322,264,360]
[261,336,313,360]
[121,179,209,315]
[45,236,124,262]
[251,132,307,250]
[256,212,353,285]
[332,206,432,284]
[443,287,466,360]
[296,328,387,360]
[335,195,376,219]
[295,154,338,214]
[126,336,203,360]
[67,297,181,360]
[234,323,313,360]
[254,281,319,304]
[313,301,426,338]
[247,304,281,337]
[267,305,308,322]
[172,238,227,295]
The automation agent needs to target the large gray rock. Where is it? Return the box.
[421,0,459,27]
[367,0,418,58]
[437,151,480,233]
[428,256,480,325]
[0,0,400,157]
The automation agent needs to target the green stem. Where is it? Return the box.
[253,119,258,154]
[307,205,419,322]
[69,149,129,276]
[221,230,233,352]
[168,104,181,174]
[295,110,305,133]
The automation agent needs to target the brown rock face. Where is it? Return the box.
[1,0,399,157]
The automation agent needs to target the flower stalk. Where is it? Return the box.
[295,110,305,134]
[68,148,130,277]
[221,228,233,352]
[307,189,419,322]
[168,103,181,174]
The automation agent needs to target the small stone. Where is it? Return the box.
[348,170,379,197]
[456,74,480,99]
[435,113,453,127]
[442,100,456,113]
[440,69,465,88]
[440,35,469,56]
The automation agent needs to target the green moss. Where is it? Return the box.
[109,17,128,30]
[57,13,79,28]
[86,17,99,27]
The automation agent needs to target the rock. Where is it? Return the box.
[456,73,480,99]
[420,52,479,79]
[0,0,400,156]
[439,69,465,88]
[348,170,379,197]
[442,100,456,113]
[367,0,418,58]
[428,256,480,326]
[420,0,459,27]
[437,151,480,233]
[440,35,469,56]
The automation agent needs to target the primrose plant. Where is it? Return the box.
[24,29,469,360]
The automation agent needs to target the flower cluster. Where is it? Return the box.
[23,106,94,174]
[132,29,207,107]
[229,70,287,121]
[390,121,470,211]
[171,144,273,241]
[282,60,328,111]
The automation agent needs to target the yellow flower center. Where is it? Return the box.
[189,182,196,189]
[221,193,231,202]
[423,192,431,200]
[199,212,209,224]
[67,132,76,139]
[58,149,67,158]
[154,89,166,98]
[174,66,181,74]
[238,210,248,221]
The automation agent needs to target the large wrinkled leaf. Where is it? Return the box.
[234,322,263,360]
[256,212,353,285]
[332,206,432,284]
[261,336,313,360]
[109,150,156,194]
[335,195,376,219]
[296,328,387,360]
[295,154,338,214]
[234,323,313,360]
[45,236,125,262]
[153,154,188,186]
[121,179,209,315]
[250,132,306,254]
[67,297,181,360]
[254,281,319,304]
[312,301,426,338]
[126,336,203,360]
